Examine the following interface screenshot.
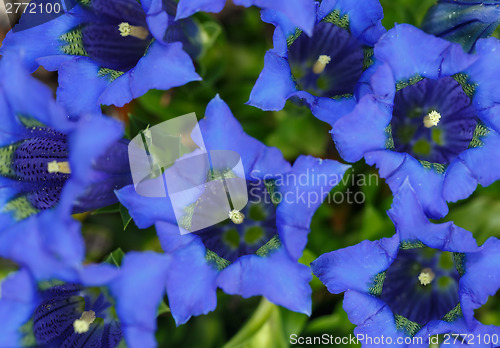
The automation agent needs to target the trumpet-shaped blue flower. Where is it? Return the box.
[332,24,500,219]
[176,0,316,36]
[312,181,500,346]
[0,252,169,348]
[422,0,500,53]
[1,0,201,117]
[248,0,385,124]
[0,55,131,279]
[116,95,350,324]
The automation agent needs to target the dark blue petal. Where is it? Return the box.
[374,24,476,83]
[467,38,500,134]
[98,41,201,107]
[110,252,169,348]
[460,237,500,328]
[0,270,38,347]
[444,131,500,203]
[366,152,449,219]
[56,57,109,118]
[388,180,479,252]
[312,236,399,294]
[276,156,350,260]
[217,247,313,315]
[421,1,500,53]
[116,183,176,229]
[332,95,391,162]
[175,0,226,20]
[343,290,409,346]
[0,8,82,72]
[200,95,291,177]
[235,0,316,36]
[156,221,219,325]
[318,0,386,46]
[247,52,297,111]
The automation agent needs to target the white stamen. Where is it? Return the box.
[312,55,332,74]
[73,310,96,334]
[423,110,441,128]
[118,22,150,40]
[418,268,435,286]
[228,209,245,224]
[47,161,71,174]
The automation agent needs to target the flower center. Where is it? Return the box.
[73,310,96,334]
[196,181,279,264]
[379,247,462,328]
[418,267,435,285]
[423,110,441,128]
[390,77,478,165]
[288,21,365,98]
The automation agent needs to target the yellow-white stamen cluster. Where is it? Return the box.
[423,110,442,128]
[47,161,71,174]
[312,55,332,74]
[228,209,245,224]
[118,22,150,40]
[418,268,435,286]
[73,310,96,334]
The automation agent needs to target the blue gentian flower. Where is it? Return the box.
[1,0,201,117]
[247,0,385,124]
[332,24,500,219]
[422,0,500,53]
[312,181,500,345]
[0,252,169,348]
[116,95,350,324]
[176,0,316,36]
[0,55,131,279]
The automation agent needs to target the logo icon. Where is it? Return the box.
[128,113,248,234]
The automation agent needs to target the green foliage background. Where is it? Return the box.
[4,0,500,347]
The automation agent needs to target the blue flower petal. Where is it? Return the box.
[116,183,176,229]
[110,252,169,348]
[318,0,386,46]
[98,41,201,107]
[369,153,449,219]
[200,95,291,177]
[156,221,219,325]
[276,156,350,260]
[460,237,500,328]
[247,52,297,111]
[56,57,109,118]
[175,0,226,20]
[332,95,391,163]
[444,131,500,203]
[312,236,399,294]
[217,247,313,315]
[0,270,38,347]
[141,0,169,42]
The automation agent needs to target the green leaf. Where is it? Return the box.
[157,299,171,317]
[120,204,132,231]
[104,248,125,267]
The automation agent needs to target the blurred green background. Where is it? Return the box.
[1,0,499,347]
